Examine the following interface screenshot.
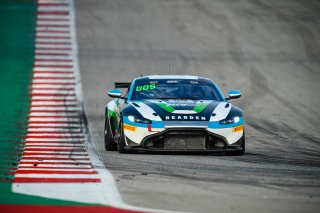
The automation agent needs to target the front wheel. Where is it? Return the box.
[104,116,117,151]
[117,120,128,154]
[235,136,245,156]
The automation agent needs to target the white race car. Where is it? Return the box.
[105,75,245,155]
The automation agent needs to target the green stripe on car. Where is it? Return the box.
[107,109,117,118]
[193,101,210,113]
[153,102,175,113]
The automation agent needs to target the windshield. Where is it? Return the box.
[130,78,224,101]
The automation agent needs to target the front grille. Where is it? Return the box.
[164,135,206,150]
[143,129,227,150]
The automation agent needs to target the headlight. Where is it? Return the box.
[219,116,240,125]
[128,115,152,124]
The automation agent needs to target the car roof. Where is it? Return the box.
[134,75,210,81]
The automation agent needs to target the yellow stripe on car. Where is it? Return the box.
[123,124,137,132]
[233,125,244,132]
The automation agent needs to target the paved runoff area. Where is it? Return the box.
[76,0,320,212]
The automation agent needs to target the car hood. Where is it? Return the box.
[130,99,232,122]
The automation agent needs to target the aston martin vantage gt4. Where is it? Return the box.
[105,75,245,155]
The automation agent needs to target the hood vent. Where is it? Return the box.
[132,103,140,107]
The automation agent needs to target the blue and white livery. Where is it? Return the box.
[105,75,245,155]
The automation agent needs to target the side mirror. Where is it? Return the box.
[226,90,241,100]
[108,89,123,98]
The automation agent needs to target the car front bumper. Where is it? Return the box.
[124,127,244,152]
[123,116,244,151]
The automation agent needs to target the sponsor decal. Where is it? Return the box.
[168,103,188,107]
[233,125,244,132]
[168,100,194,104]
[165,115,206,121]
[123,124,137,132]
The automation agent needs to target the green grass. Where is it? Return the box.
[0,0,36,183]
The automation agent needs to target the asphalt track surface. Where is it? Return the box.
[76,0,320,212]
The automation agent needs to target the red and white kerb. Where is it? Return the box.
[14,0,100,183]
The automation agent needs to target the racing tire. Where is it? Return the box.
[104,116,117,151]
[117,120,128,154]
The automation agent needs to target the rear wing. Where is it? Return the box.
[114,82,131,89]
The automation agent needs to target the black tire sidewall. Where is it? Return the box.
[117,119,127,153]
[104,115,117,151]
[239,134,245,155]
